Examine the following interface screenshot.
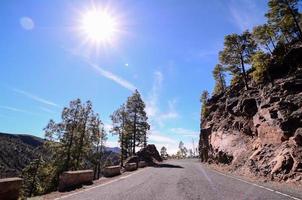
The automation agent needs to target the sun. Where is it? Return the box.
[80,9,118,44]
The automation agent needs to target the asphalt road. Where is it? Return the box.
[58,159,302,200]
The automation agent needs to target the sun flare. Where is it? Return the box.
[80,9,118,44]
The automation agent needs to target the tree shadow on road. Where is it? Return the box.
[153,163,184,169]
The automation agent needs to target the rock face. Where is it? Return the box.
[199,46,302,182]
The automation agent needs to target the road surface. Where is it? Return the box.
[57,159,302,200]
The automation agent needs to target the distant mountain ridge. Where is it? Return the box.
[105,147,121,154]
[0,132,43,178]
[0,132,120,178]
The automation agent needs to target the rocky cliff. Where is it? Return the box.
[199,46,302,182]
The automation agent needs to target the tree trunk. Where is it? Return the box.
[240,54,249,90]
[132,111,137,155]
[265,43,273,54]
[285,0,302,41]
[269,36,276,50]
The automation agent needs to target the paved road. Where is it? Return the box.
[58,160,301,200]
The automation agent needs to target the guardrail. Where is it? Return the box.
[125,163,137,171]
[103,166,121,177]
[0,177,23,200]
[58,170,93,192]
[138,161,147,168]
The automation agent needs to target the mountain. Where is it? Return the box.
[0,132,44,178]
[199,45,302,182]
[0,132,121,178]
[105,147,121,154]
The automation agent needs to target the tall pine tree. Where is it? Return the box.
[125,90,150,154]
[212,64,226,94]
[219,31,257,90]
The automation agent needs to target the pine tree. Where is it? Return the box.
[219,31,257,90]
[160,146,168,159]
[44,99,101,173]
[265,0,302,42]
[125,90,150,154]
[252,24,277,54]
[21,156,55,197]
[90,114,107,179]
[212,64,226,94]
[111,104,130,166]
[251,51,271,83]
[200,90,209,119]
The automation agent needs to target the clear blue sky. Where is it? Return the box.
[0,0,267,154]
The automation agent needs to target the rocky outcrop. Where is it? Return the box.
[199,46,302,182]
[136,144,163,165]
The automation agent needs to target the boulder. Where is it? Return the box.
[293,128,302,146]
[136,144,162,165]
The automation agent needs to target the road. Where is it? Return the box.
[57,159,302,200]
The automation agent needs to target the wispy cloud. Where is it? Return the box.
[89,62,136,92]
[146,71,179,128]
[64,46,136,92]
[146,71,163,118]
[0,105,38,116]
[12,88,59,107]
[106,141,119,148]
[149,134,177,144]
[170,128,199,138]
[228,0,266,31]
[39,107,55,114]
[104,123,113,133]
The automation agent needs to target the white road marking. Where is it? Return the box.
[207,167,301,200]
[55,168,147,200]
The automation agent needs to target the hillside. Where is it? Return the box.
[0,132,44,178]
[199,45,302,182]
[0,132,121,178]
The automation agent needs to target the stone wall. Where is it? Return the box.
[0,177,23,200]
[103,166,121,177]
[125,163,137,171]
[58,170,93,192]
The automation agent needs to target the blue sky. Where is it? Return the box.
[0,0,267,154]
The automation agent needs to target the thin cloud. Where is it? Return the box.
[149,132,177,145]
[146,71,179,128]
[228,0,266,31]
[64,47,136,92]
[104,123,113,133]
[170,128,199,138]
[12,88,59,107]
[20,17,35,30]
[39,107,55,114]
[0,105,38,116]
[87,62,137,92]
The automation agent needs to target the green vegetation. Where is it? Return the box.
[200,90,209,120]
[19,90,149,198]
[110,90,150,166]
[212,64,226,94]
[207,0,301,101]
[160,146,168,159]
[251,51,271,83]
[177,141,188,158]
[219,31,257,90]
